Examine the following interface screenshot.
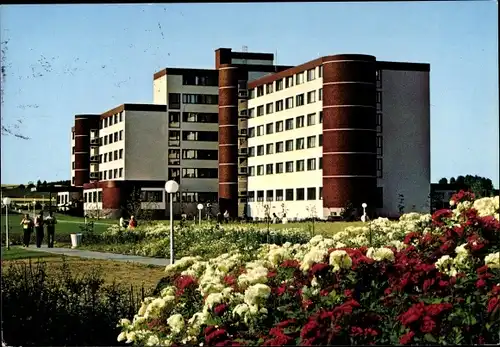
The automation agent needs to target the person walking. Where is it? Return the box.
[20,214,33,247]
[223,210,230,224]
[45,212,57,248]
[128,215,137,229]
[34,212,45,248]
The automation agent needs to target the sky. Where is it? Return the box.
[0,2,498,187]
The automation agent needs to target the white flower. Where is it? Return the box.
[329,250,352,272]
[244,283,271,306]
[485,252,500,269]
[117,332,127,342]
[125,332,136,343]
[167,313,185,334]
[146,334,160,346]
[205,293,224,310]
[301,247,329,271]
[366,247,395,262]
[435,255,457,276]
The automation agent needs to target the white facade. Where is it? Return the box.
[98,111,126,181]
[246,66,324,220]
[71,131,75,185]
[245,65,430,220]
[376,68,431,216]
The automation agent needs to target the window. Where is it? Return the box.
[248,191,255,202]
[307,68,316,81]
[296,188,305,200]
[319,111,323,124]
[257,105,264,117]
[285,97,294,109]
[307,158,316,170]
[285,140,294,152]
[249,89,255,99]
[248,127,255,138]
[72,162,75,169]
[296,116,305,128]
[307,91,316,103]
[240,109,247,117]
[257,125,264,136]
[276,79,283,91]
[182,149,218,160]
[377,158,383,178]
[285,189,294,201]
[72,146,75,154]
[103,171,107,180]
[114,150,118,160]
[266,83,273,94]
[109,116,113,126]
[376,70,382,89]
[266,103,274,114]
[296,160,305,172]
[376,91,382,111]
[119,112,123,122]
[182,168,218,179]
[169,112,180,128]
[182,94,219,105]
[266,123,274,135]
[257,145,264,156]
[257,86,264,97]
[276,142,284,153]
[168,93,181,109]
[319,88,323,101]
[248,147,255,157]
[108,134,113,144]
[266,143,274,154]
[376,113,383,133]
[319,157,323,169]
[248,108,255,118]
[319,134,323,146]
[257,165,264,176]
[182,131,218,142]
[275,100,284,112]
[266,189,274,201]
[108,169,112,179]
[276,189,284,201]
[103,153,108,162]
[296,94,304,106]
[307,187,316,200]
[119,130,123,140]
[285,118,294,130]
[257,190,264,202]
[182,112,218,123]
[99,154,103,163]
[104,118,108,127]
[285,76,294,88]
[182,73,218,86]
[276,162,284,173]
[276,121,284,132]
[296,138,305,150]
[266,164,273,175]
[296,72,304,85]
[119,168,123,178]
[319,187,323,200]
[377,135,383,156]
[169,149,180,165]
[249,166,255,176]
[319,65,323,78]
[307,136,316,148]
[169,130,180,146]
[285,161,294,173]
[307,113,316,126]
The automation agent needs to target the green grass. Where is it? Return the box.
[1,247,56,261]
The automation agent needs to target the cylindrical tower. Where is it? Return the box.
[218,64,239,218]
[322,54,377,214]
[73,115,96,188]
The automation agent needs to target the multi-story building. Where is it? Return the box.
[62,48,430,220]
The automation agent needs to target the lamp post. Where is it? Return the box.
[197,203,203,225]
[165,180,179,265]
[33,199,37,218]
[361,203,367,223]
[3,197,11,250]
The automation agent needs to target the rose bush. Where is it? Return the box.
[118,193,500,346]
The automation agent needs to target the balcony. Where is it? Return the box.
[238,130,247,137]
[238,90,248,99]
[89,172,99,180]
[238,148,248,156]
[90,155,100,163]
[90,138,101,146]
[238,167,248,175]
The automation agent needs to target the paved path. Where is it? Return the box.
[24,246,170,267]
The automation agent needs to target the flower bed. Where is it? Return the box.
[82,224,311,260]
[118,193,500,346]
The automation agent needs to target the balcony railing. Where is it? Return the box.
[238,90,248,99]
[90,155,100,162]
[90,138,101,146]
[89,172,99,180]
[238,149,248,156]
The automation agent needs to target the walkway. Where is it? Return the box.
[25,246,171,267]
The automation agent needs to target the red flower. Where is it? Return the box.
[310,262,329,275]
[174,275,197,296]
[432,209,453,227]
[450,190,475,204]
[422,278,435,293]
[400,303,425,325]
[476,279,487,289]
[364,328,378,337]
[214,304,228,316]
[275,284,287,296]
[281,259,300,268]
[487,297,499,313]
[425,303,452,317]
[267,271,277,278]
[223,275,236,286]
[420,316,437,333]
[320,289,329,296]
[399,331,415,345]
[276,319,297,328]
[350,326,364,336]
[344,289,353,298]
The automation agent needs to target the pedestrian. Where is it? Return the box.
[119,216,124,229]
[45,212,57,248]
[272,213,278,224]
[282,213,288,225]
[34,211,45,248]
[20,214,33,247]
[128,215,137,229]
[223,210,230,224]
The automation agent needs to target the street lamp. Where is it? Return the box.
[361,203,367,223]
[165,180,179,265]
[3,197,11,250]
[197,203,204,225]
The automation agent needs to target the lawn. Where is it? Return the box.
[1,247,166,288]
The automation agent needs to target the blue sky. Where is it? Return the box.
[0,2,498,187]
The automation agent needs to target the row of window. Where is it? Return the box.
[100,130,123,146]
[182,168,218,179]
[249,158,322,176]
[248,187,323,202]
[249,112,323,138]
[249,66,323,99]
[168,130,219,145]
[248,89,323,118]
[98,168,124,180]
[182,74,218,87]
[249,135,323,157]
[168,112,219,128]
[100,112,124,129]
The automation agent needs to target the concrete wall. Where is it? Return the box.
[376,69,431,217]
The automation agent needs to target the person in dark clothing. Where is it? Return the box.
[20,214,33,247]
[45,212,57,248]
[34,212,45,248]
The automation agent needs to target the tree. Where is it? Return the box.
[449,177,456,184]
[456,175,465,185]
[438,177,448,184]
[18,184,25,190]
[124,187,159,223]
[36,180,42,189]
